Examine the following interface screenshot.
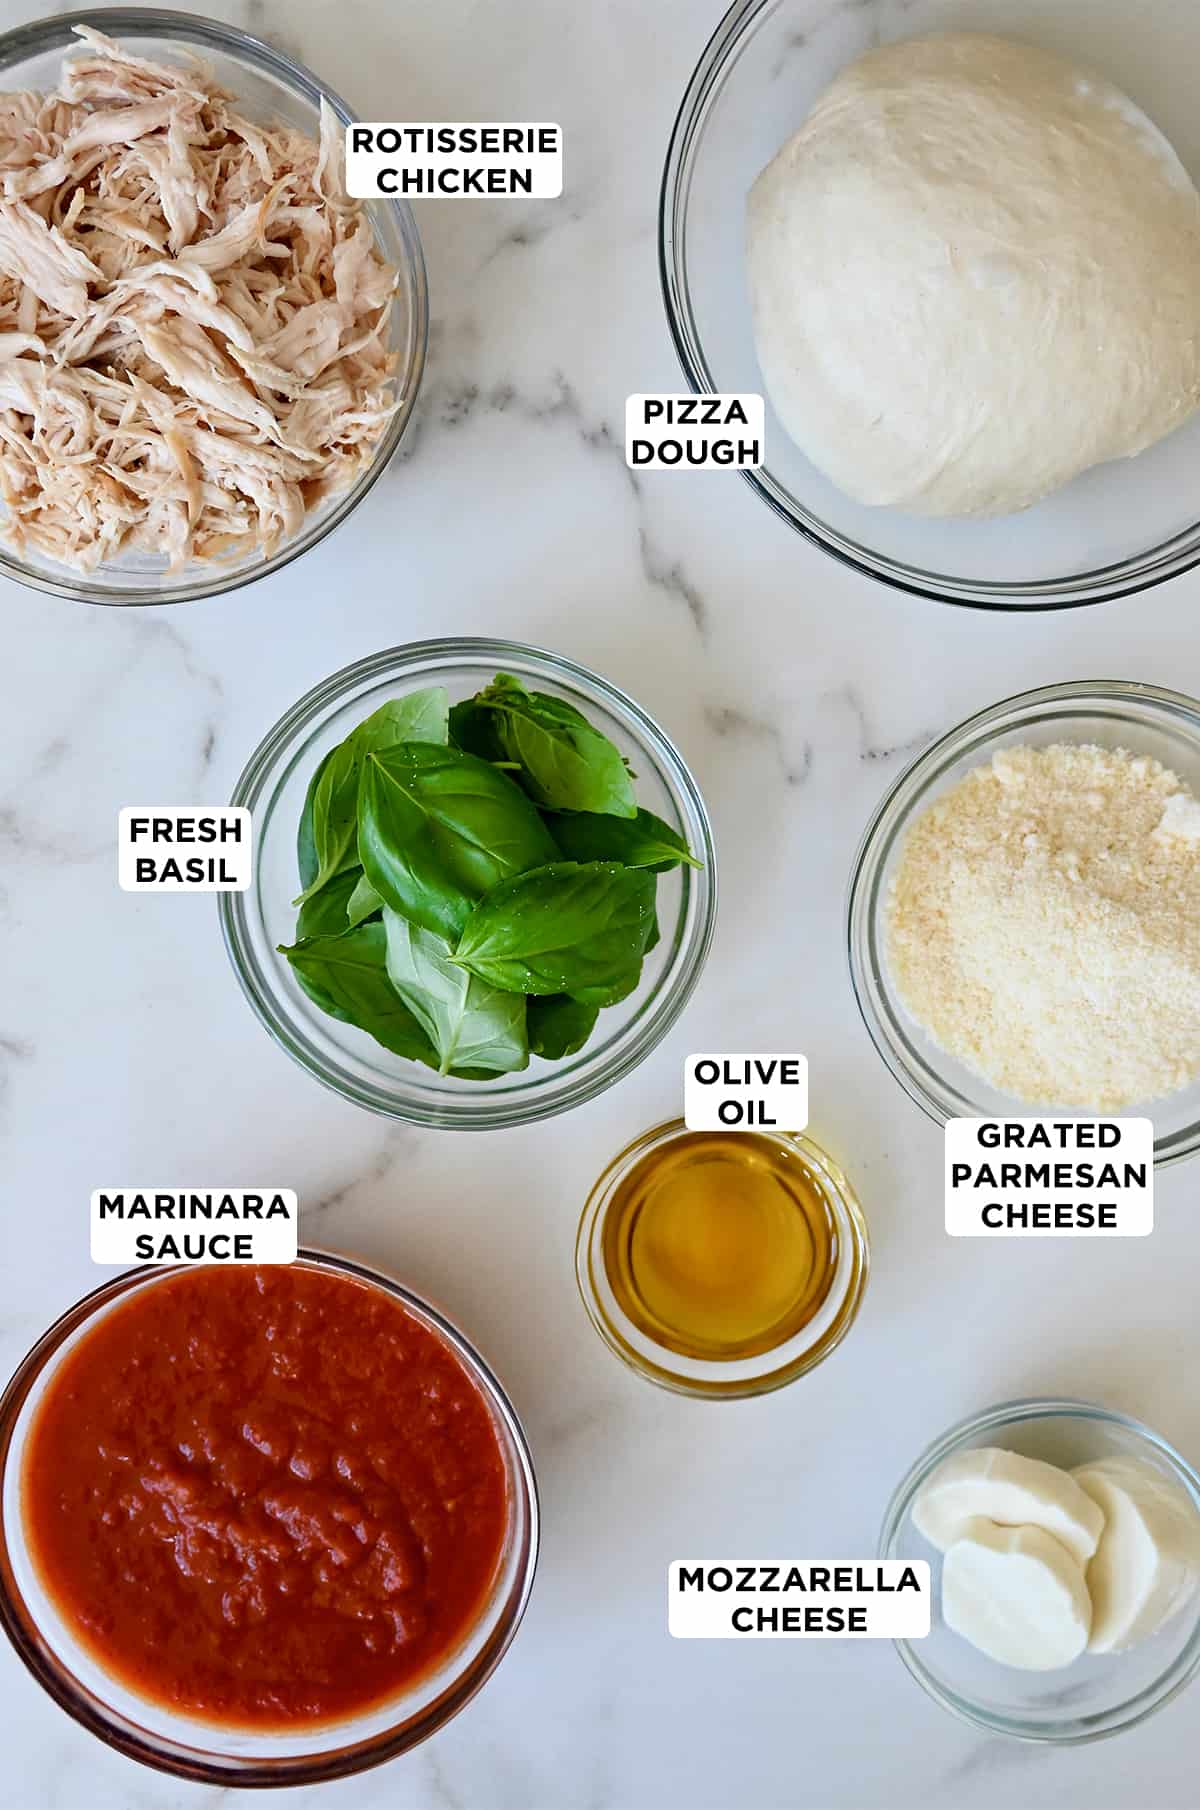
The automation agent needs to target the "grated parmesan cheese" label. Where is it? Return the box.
[945,1119,1153,1236]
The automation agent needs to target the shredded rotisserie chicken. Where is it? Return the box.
[0,27,400,572]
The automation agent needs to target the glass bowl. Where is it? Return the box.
[847,680,1200,1166]
[221,639,717,1129]
[880,1398,1200,1742]
[0,8,427,606]
[0,1250,539,1786]
[575,1118,868,1398]
[661,0,1200,608]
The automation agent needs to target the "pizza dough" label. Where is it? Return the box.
[626,394,764,470]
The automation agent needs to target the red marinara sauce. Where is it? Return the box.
[22,1265,512,1729]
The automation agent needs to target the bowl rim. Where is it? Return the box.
[219,637,718,1129]
[574,1116,870,1398]
[845,677,1200,1166]
[658,0,1200,611]
[0,6,428,607]
[878,1395,1200,1742]
[0,1247,540,1786]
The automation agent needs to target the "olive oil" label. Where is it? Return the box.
[684,1054,808,1131]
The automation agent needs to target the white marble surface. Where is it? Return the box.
[5,2,1200,1807]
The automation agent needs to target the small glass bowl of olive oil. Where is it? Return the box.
[575,1119,869,1398]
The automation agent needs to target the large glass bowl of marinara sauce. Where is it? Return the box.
[0,1252,538,1786]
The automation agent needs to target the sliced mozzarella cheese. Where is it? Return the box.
[1073,1457,1200,1653]
[942,1518,1091,1670]
[912,1446,1105,1565]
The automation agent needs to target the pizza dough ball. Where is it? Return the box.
[746,33,1200,517]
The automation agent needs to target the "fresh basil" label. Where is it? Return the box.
[118,806,251,892]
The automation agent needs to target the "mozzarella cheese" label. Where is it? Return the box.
[668,1560,930,1639]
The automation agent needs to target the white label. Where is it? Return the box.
[118,806,251,892]
[945,1119,1153,1237]
[345,123,562,199]
[91,1190,298,1265]
[684,1054,808,1133]
[626,394,763,470]
[669,1561,930,1639]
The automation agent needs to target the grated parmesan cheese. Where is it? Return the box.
[886,743,1200,1110]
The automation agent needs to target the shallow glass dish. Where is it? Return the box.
[575,1118,868,1399]
[880,1398,1200,1742]
[0,8,427,606]
[221,639,716,1129]
[847,680,1200,1166]
[0,1250,538,1786]
[661,0,1200,607]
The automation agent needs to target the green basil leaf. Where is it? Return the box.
[355,687,450,750]
[278,922,437,1063]
[448,697,506,763]
[297,746,336,892]
[452,861,656,995]
[292,966,355,1024]
[547,805,699,872]
[527,994,599,1059]
[358,742,559,942]
[569,962,643,1009]
[296,866,361,940]
[293,688,449,907]
[346,871,383,927]
[383,910,528,1075]
[474,674,637,818]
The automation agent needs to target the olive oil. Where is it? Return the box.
[600,1131,839,1362]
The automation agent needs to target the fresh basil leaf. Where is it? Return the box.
[278,922,437,1063]
[296,866,361,940]
[358,742,559,942]
[297,746,336,892]
[570,962,643,1009]
[346,871,383,927]
[452,861,656,995]
[474,674,637,818]
[294,737,359,905]
[527,994,599,1059]
[383,909,528,1075]
[355,687,450,750]
[293,688,449,907]
[547,805,699,872]
[448,697,506,763]
[292,966,355,1023]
